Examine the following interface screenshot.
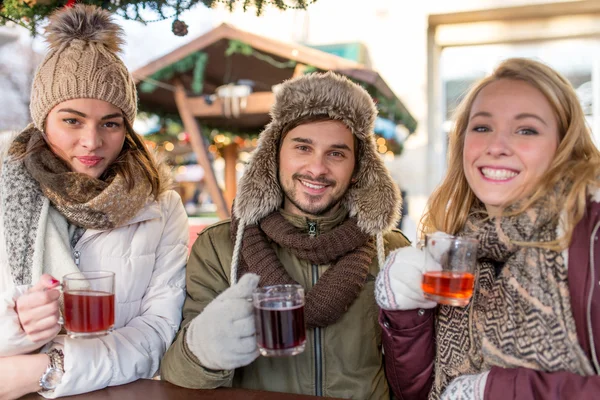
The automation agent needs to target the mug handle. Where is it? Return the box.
[45,280,65,326]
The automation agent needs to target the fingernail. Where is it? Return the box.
[49,278,60,285]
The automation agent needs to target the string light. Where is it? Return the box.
[164,142,175,152]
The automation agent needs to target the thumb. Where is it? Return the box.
[427,232,453,262]
[220,273,260,300]
[27,274,60,293]
[394,246,427,273]
[423,257,443,273]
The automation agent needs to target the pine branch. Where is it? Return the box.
[0,0,319,35]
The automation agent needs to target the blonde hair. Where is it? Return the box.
[421,58,600,250]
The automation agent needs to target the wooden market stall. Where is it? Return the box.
[133,23,417,220]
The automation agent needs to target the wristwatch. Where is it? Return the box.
[39,348,64,391]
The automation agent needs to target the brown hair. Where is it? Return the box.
[104,119,164,199]
[280,114,334,139]
[421,58,600,250]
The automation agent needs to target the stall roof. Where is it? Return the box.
[133,23,416,133]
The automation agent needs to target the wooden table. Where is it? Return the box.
[21,379,329,399]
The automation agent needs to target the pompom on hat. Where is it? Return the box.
[30,4,137,130]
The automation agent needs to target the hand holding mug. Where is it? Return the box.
[19,271,116,341]
[62,271,115,338]
[421,233,478,307]
[186,273,260,371]
[375,246,441,311]
[253,284,306,357]
[15,274,61,343]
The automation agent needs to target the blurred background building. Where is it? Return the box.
[2,0,599,242]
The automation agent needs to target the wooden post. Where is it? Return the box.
[173,81,230,220]
[222,143,239,211]
[185,91,274,117]
[292,63,307,77]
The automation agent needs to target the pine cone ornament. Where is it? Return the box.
[172,19,188,36]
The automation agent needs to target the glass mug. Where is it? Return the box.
[252,284,306,357]
[62,271,115,338]
[420,234,478,307]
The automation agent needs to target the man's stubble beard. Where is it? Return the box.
[282,175,351,217]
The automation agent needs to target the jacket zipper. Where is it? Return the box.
[73,250,81,267]
[312,262,323,396]
[587,221,600,373]
[308,221,323,396]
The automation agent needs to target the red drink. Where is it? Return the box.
[255,303,306,353]
[422,271,475,306]
[64,290,115,334]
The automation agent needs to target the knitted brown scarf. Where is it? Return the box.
[231,211,376,328]
[21,126,151,230]
[1,125,151,285]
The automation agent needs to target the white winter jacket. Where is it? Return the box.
[0,189,188,397]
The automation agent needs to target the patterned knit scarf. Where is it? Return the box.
[0,125,151,285]
[231,210,376,328]
[430,202,595,399]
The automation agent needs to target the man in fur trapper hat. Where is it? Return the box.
[162,72,410,399]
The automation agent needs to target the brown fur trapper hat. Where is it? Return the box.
[235,71,400,234]
[230,72,401,283]
[30,5,137,130]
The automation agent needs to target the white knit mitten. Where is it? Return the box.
[186,273,260,371]
[375,245,442,310]
[441,371,489,400]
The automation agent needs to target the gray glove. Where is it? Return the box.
[185,273,260,371]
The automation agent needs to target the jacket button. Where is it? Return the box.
[383,321,390,328]
[418,309,425,316]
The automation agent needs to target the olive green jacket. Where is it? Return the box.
[161,209,409,399]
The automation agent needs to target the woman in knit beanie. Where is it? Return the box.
[0,5,188,399]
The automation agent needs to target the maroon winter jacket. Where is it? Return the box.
[380,199,600,400]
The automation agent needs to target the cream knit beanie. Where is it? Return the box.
[30,4,137,130]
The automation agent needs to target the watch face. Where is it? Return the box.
[41,368,64,390]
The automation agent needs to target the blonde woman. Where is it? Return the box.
[0,5,188,399]
[375,58,600,400]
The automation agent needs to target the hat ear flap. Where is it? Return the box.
[344,136,401,235]
[234,122,283,224]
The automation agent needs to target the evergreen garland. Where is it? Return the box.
[225,39,296,69]
[0,0,317,35]
[140,51,208,94]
